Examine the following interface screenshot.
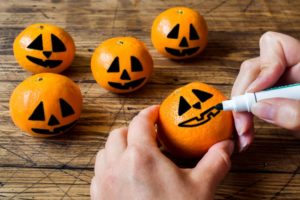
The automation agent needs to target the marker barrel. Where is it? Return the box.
[222,83,300,112]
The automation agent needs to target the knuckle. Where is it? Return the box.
[138,108,148,116]
[132,114,145,124]
[107,127,127,142]
[259,31,276,45]
[240,59,257,73]
[110,126,127,136]
[129,115,148,130]
[130,115,140,126]
[240,60,251,72]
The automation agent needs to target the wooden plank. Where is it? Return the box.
[0,167,92,200]
[1,0,300,199]
[217,171,300,200]
[1,119,300,173]
[1,168,300,199]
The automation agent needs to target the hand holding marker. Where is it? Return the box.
[216,83,300,112]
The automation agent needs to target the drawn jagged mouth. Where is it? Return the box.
[108,77,146,90]
[26,56,62,68]
[178,106,221,127]
[165,47,200,57]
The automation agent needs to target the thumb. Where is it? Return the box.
[251,98,300,131]
[127,105,160,147]
[191,140,234,188]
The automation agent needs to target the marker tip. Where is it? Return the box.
[215,103,223,110]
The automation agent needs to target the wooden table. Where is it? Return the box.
[1,0,300,199]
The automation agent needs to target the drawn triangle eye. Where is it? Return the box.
[51,34,66,52]
[107,57,120,72]
[27,34,43,50]
[131,56,143,72]
[192,89,213,102]
[59,98,75,117]
[189,24,200,40]
[167,24,180,39]
[178,96,191,116]
[29,102,45,121]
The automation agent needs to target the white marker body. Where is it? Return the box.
[222,83,300,112]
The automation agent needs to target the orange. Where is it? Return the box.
[91,37,153,93]
[13,23,75,74]
[10,73,82,137]
[158,82,233,158]
[151,7,208,59]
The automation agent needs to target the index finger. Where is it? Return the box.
[127,105,160,147]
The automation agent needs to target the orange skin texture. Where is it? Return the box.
[151,7,208,59]
[158,82,233,158]
[9,73,82,137]
[91,37,153,94]
[13,23,75,74]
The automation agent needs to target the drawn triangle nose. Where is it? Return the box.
[48,115,60,126]
[193,102,201,109]
[179,37,189,47]
[120,69,131,80]
[43,51,52,58]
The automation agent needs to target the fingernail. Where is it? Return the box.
[246,74,265,92]
[239,144,249,153]
[238,136,250,153]
[246,80,260,93]
[234,115,245,136]
[251,101,276,121]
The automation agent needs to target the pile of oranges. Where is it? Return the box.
[10,7,233,158]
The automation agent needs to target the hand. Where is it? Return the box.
[91,105,234,200]
[232,31,300,152]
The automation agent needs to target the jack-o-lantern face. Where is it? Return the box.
[28,99,77,134]
[177,89,220,127]
[26,33,66,68]
[165,24,201,57]
[106,56,146,90]
[13,24,75,74]
[91,37,153,93]
[158,82,233,157]
[10,73,82,137]
[151,7,208,59]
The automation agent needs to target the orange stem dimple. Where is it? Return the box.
[177,10,184,14]
[117,40,124,45]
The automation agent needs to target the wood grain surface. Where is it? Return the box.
[1,0,300,199]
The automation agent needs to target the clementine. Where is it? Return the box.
[10,73,82,137]
[151,7,208,59]
[158,82,233,158]
[91,37,153,93]
[13,23,75,74]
